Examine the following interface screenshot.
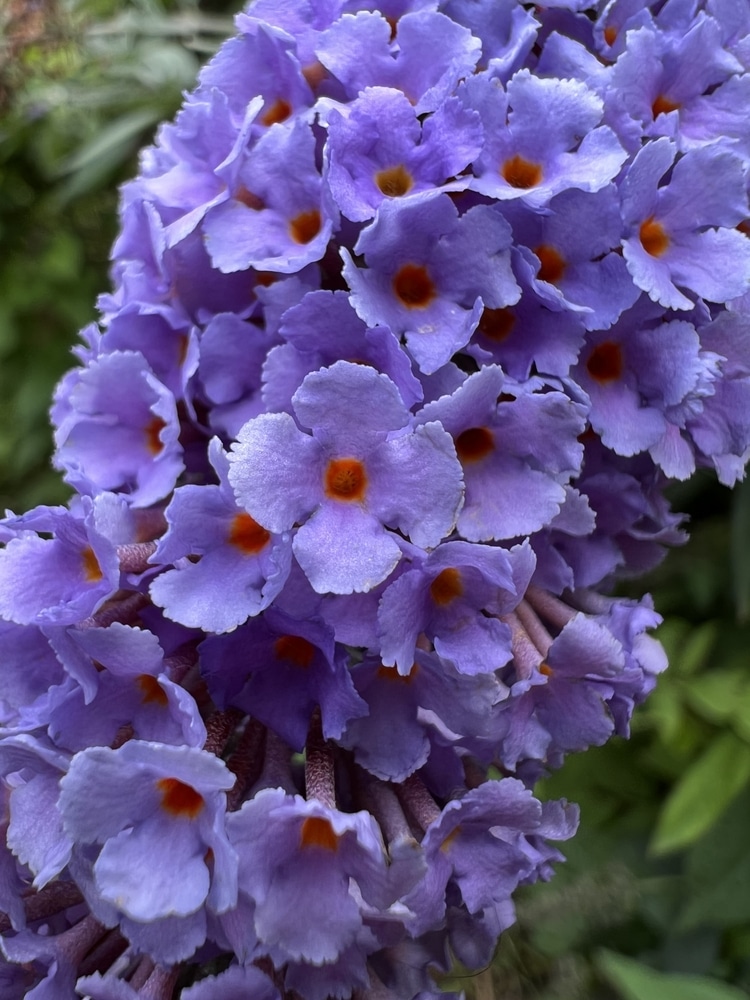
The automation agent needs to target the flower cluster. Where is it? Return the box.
[1,0,749,997]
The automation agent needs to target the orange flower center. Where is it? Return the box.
[157,777,204,819]
[440,825,462,852]
[302,61,327,90]
[639,216,670,257]
[430,567,463,606]
[455,426,494,463]
[274,634,316,668]
[236,187,265,211]
[82,545,103,582]
[300,816,339,851]
[501,154,543,189]
[393,263,436,308]
[137,674,168,706]
[289,210,322,244]
[376,664,416,684]
[261,98,292,127]
[586,340,623,382]
[324,458,367,502]
[228,512,271,554]
[535,244,566,283]
[145,416,166,456]
[651,94,680,118]
[478,307,516,342]
[375,164,413,198]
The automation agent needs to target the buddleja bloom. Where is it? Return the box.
[228,360,464,594]
[1,0,749,997]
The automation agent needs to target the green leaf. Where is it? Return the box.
[645,680,686,746]
[56,107,162,176]
[679,788,750,931]
[595,950,748,1000]
[728,686,750,743]
[682,669,749,725]
[730,474,750,623]
[681,852,750,931]
[674,621,719,677]
[650,732,750,855]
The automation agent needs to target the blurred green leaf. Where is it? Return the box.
[730,475,750,623]
[57,106,162,176]
[681,853,750,933]
[682,669,750,727]
[679,789,750,931]
[729,687,750,743]
[650,732,750,856]
[670,621,719,677]
[596,950,748,1000]
[128,38,198,88]
[644,677,686,746]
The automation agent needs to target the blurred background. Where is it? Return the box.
[2,2,750,997]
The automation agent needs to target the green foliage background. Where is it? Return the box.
[2,4,749,997]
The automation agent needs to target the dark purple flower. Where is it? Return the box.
[200,606,367,749]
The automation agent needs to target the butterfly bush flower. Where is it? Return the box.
[1,0,749,996]
[229,360,464,593]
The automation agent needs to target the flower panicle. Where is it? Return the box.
[0,0,748,995]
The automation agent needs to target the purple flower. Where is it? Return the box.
[402,779,578,935]
[0,735,72,889]
[688,308,750,484]
[224,787,390,965]
[574,307,720,475]
[59,741,236,962]
[200,606,367,749]
[416,366,587,541]
[608,19,743,144]
[228,361,464,593]
[51,351,184,508]
[180,964,280,1000]
[344,193,519,374]
[46,622,205,752]
[504,185,640,331]
[0,501,119,628]
[377,539,534,675]
[463,69,627,208]
[316,10,481,112]
[340,651,505,780]
[149,439,292,633]
[324,88,483,222]
[262,288,422,413]
[0,621,66,732]
[4,0,747,990]
[203,118,337,274]
[620,139,750,309]
[198,17,314,124]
